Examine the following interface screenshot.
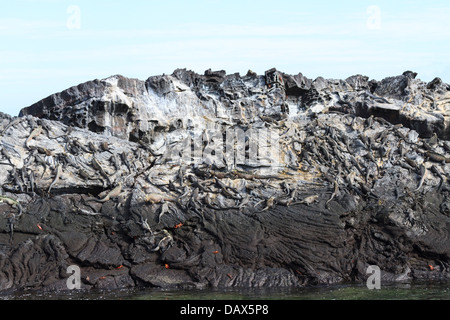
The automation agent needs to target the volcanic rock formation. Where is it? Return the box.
[0,68,449,293]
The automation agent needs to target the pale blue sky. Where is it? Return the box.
[1,0,450,116]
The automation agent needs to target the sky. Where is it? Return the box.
[1,0,450,116]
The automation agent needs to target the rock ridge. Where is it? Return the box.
[0,68,447,293]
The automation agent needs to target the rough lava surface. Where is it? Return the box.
[0,68,448,293]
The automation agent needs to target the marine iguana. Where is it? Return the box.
[25,126,43,149]
[0,195,23,216]
[87,182,123,203]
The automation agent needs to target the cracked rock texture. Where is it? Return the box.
[0,68,449,293]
